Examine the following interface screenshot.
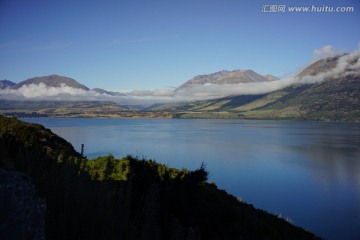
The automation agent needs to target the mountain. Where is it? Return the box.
[0,79,16,89]
[1,55,358,121]
[12,74,89,90]
[0,116,320,240]
[91,88,127,96]
[297,56,339,79]
[91,88,113,95]
[252,55,360,121]
[176,69,276,91]
[159,55,360,121]
[264,74,279,81]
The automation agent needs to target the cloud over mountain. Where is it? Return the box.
[1,44,359,106]
[175,44,360,100]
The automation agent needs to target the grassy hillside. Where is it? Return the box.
[0,100,126,117]
[151,56,360,121]
[241,73,360,121]
[164,72,360,121]
[0,100,177,118]
[0,116,320,240]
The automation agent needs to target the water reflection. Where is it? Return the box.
[288,125,360,189]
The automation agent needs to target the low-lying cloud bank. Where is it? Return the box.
[176,44,360,99]
[0,84,178,106]
[1,44,359,106]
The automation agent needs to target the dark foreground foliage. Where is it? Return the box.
[0,116,320,240]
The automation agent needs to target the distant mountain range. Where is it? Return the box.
[1,54,359,121]
[5,70,277,93]
[155,55,360,121]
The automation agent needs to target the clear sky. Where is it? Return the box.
[0,0,359,91]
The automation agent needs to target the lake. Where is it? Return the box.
[22,118,360,240]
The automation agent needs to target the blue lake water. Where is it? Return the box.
[23,118,360,240]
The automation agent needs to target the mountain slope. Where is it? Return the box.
[0,79,16,89]
[164,55,360,121]
[176,69,275,91]
[0,116,320,240]
[297,56,339,79]
[264,74,279,81]
[91,88,113,95]
[253,73,360,120]
[246,55,360,120]
[12,74,89,90]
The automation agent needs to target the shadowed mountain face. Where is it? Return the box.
[255,54,360,119]
[261,73,360,121]
[0,80,16,89]
[12,75,89,90]
[176,70,276,91]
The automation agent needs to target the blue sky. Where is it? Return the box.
[0,0,359,90]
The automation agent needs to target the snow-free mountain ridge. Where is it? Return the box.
[11,75,89,90]
[0,80,16,89]
[176,70,277,91]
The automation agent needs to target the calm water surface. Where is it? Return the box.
[23,118,360,240]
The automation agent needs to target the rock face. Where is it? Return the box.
[0,169,46,240]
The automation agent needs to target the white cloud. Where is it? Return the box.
[1,44,359,106]
[0,83,177,106]
[299,45,360,85]
[19,83,88,98]
[129,88,174,97]
[173,79,294,100]
[313,45,337,60]
[177,44,360,100]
